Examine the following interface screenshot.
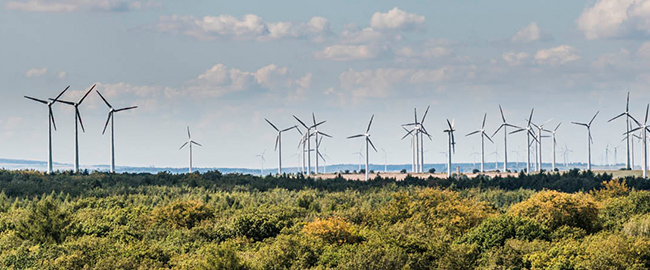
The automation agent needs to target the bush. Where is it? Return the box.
[460,215,548,251]
[15,196,71,244]
[302,217,362,245]
[508,190,600,233]
[152,200,214,229]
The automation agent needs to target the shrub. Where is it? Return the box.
[460,214,548,251]
[508,190,600,233]
[302,217,362,245]
[15,196,71,244]
[152,200,213,229]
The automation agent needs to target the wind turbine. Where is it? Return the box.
[614,144,622,166]
[401,126,417,172]
[265,118,298,175]
[572,111,599,171]
[608,92,637,170]
[179,126,202,173]
[562,144,573,168]
[466,113,494,173]
[547,122,562,171]
[24,85,70,174]
[317,138,330,173]
[381,148,388,173]
[443,119,456,178]
[97,90,138,173]
[402,106,432,173]
[510,109,538,174]
[311,113,332,174]
[353,150,364,172]
[492,105,517,172]
[256,150,266,175]
[50,84,95,173]
[627,104,650,178]
[532,119,552,172]
[347,115,378,181]
[293,115,325,175]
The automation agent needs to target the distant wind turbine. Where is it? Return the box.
[24,85,70,174]
[466,113,494,173]
[510,109,538,174]
[179,126,202,173]
[547,122,562,171]
[50,84,95,173]
[608,92,637,170]
[97,90,138,173]
[626,104,650,179]
[256,150,266,175]
[572,111,599,171]
[311,113,332,174]
[265,118,298,175]
[443,119,456,177]
[347,115,378,181]
[492,105,517,172]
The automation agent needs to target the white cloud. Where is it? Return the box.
[157,14,329,42]
[512,22,542,43]
[5,0,159,13]
[502,52,530,66]
[314,44,379,61]
[534,45,580,65]
[340,26,385,44]
[339,67,449,98]
[422,46,451,58]
[25,67,47,78]
[179,64,311,98]
[369,7,425,30]
[577,0,650,40]
[58,71,67,79]
[592,48,630,68]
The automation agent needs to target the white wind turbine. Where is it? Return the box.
[347,115,378,181]
[179,126,202,173]
[293,115,325,175]
[466,113,494,173]
[572,111,599,171]
[626,104,650,179]
[402,106,432,173]
[608,92,637,170]
[532,119,552,172]
[510,109,538,174]
[492,105,517,172]
[401,126,417,172]
[546,122,561,171]
[50,84,95,173]
[265,118,298,175]
[443,119,456,178]
[24,85,70,174]
[97,90,138,173]
[311,113,333,174]
[256,150,267,175]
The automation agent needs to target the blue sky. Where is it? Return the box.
[2,0,650,170]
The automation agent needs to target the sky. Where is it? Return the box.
[1,0,650,170]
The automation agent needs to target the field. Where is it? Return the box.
[1,169,650,269]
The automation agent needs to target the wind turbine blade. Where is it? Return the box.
[96,90,112,108]
[466,130,481,136]
[627,92,630,112]
[572,122,589,128]
[265,118,279,132]
[492,124,504,137]
[589,132,593,144]
[608,112,626,123]
[529,131,539,143]
[625,126,642,135]
[367,138,378,152]
[446,119,453,130]
[319,132,333,138]
[52,85,70,102]
[402,123,417,126]
[421,105,430,123]
[645,104,649,125]
[187,126,191,139]
[115,106,137,112]
[318,151,325,161]
[192,141,202,147]
[78,84,96,104]
[414,108,418,125]
[102,112,112,135]
[312,120,326,128]
[76,109,85,133]
[49,98,75,105]
[401,129,415,140]
[554,122,562,132]
[49,109,57,131]
[499,105,506,122]
[347,134,365,139]
[24,96,48,104]
[629,114,641,127]
[509,128,525,134]
[484,132,494,143]
[589,111,599,126]
[179,141,188,150]
[275,135,279,151]
[280,126,295,132]
[528,109,534,126]
[482,113,487,129]
[366,114,374,133]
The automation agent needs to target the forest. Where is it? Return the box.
[1,169,650,269]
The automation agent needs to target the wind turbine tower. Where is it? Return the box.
[97,90,138,173]
[572,111,599,171]
[179,126,202,173]
[347,115,378,181]
[466,113,494,173]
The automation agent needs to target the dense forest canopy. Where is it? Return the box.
[1,169,650,269]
